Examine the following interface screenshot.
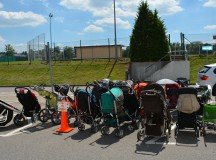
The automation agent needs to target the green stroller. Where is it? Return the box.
[200,103,216,136]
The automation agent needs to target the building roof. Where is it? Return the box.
[74,44,123,49]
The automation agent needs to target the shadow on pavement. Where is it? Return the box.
[135,141,165,156]
[70,127,94,142]
[89,125,136,149]
[202,131,216,147]
[0,123,18,132]
[24,122,55,133]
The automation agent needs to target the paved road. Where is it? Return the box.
[0,87,216,160]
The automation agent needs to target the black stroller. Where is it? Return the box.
[174,87,200,139]
[0,87,41,127]
[137,83,171,143]
[72,80,108,132]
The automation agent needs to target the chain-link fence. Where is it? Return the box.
[27,33,46,61]
[1,32,215,63]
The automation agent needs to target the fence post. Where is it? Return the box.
[108,38,110,62]
[28,44,31,64]
[80,40,82,62]
[91,46,93,60]
[47,42,54,92]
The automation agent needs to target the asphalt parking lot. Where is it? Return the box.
[0,87,216,160]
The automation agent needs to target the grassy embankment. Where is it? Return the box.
[0,55,215,86]
[0,60,128,86]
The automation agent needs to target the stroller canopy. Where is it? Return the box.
[177,87,200,114]
[156,79,178,85]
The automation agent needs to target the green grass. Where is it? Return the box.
[0,56,215,86]
[0,60,129,86]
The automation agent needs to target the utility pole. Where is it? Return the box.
[49,13,54,92]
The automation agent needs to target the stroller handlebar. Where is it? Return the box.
[14,87,30,94]
[85,80,103,94]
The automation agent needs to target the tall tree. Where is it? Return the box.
[129,1,169,62]
[63,46,73,60]
[5,44,15,56]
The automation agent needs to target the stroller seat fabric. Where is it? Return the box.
[177,94,200,114]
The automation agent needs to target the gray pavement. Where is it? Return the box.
[0,87,216,160]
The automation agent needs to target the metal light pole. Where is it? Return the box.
[114,0,118,60]
[49,13,54,92]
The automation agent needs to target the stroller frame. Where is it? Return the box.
[137,88,171,143]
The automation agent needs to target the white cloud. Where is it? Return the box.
[83,24,104,33]
[0,2,3,9]
[204,24,216,30]
[203,0,216,7]
[94,18,131,29]
[0,35,5,43]
[60,0,183,17]
[0,11,47,27]
[59,0,183,31]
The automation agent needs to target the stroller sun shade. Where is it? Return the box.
[101,88,124,114]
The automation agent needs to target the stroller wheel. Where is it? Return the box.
[0,107,13,126]
[133,119,140,130]
[201,128,206,137]
[91,124,98,133]
[13,114,25,127]
[73,119,79,127]
[137,130,145,141]
[168,123,171,135]
[127,125,134,131]
[78,123,85,131]
[196,127,200,138]
[115,129,124,138]
[174,127,178,139]
[38,109,50,123]
[101,126,110,135]
[51,111,61,125]
[166,130,169,144]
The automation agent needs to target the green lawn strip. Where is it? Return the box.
[0,56,215,86]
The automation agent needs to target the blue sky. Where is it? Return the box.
[0,0,215,52]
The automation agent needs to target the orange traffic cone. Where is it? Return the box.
[56,111,73,133]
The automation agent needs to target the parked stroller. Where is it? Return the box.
[165,83,180,109]
[174,87,200,139]
[71,80,107,132]
[137,83,171,143]
[51,84,76,125]
[100,86,126,138]
[0,87,41,127]
[110,80,140,129]
[31,85,58,124]
[200,103,216,136]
